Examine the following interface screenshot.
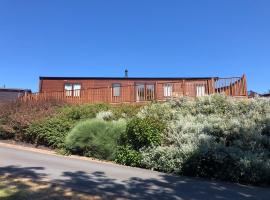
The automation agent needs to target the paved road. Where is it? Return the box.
[0,143,269,200]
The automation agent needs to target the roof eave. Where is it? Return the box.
[39,76,217,80]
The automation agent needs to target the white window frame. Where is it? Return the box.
[136,84,145,101]
[64,83,73,97]
[64,83,81,97]
[73,84,81,97]
[146,84,155,100]
[112,83,121,97]
[164,83,173,97]
[196,85,206,97]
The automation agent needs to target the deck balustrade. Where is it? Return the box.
[21,75,247,104]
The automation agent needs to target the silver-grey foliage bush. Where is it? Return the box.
[96,110,114,121]
[140,95,270,185]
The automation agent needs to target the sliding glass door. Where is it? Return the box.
[136,83,155,102]
[136,84,145,101]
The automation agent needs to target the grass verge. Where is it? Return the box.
[0,175,101,200]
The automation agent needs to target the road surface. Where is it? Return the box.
[0,143,269,200]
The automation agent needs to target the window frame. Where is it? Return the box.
[64,83,82,97]
[73,83,82,97]
[112,83,121,97]
[64,83,73,97]
[135,82,155,102]
[163,83,173,97]
[145,84,155,101]
[196,85,206,97]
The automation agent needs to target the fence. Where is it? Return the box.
[21,75,247,104]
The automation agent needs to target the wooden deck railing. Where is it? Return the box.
[214,76,247,96]
[21,75,247,104]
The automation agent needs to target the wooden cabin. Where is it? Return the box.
[22,74,248,104]
[0,88,31,104]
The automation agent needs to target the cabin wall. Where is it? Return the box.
[0,91,26,103]
[22,75,247,104]
[40,78,212,101]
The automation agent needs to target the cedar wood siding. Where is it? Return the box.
[39,77,213,101]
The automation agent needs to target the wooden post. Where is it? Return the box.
[182,80,186,96]
[211,78,215,94]
[155,82,158,101]
[242,74,248,96]
[229,83,233,96]
[107,86,110,103]
[130,85,134,103]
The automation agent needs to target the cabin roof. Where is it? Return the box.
[40,76,217,80]
[0,88,32,93]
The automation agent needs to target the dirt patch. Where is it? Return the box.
[0,139,52,151]
[0,175,102,200]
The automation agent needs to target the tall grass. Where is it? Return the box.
[65,118,126,160]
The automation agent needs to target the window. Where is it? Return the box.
[146,84,155,100]
[164,84,173,97]
[136,84,145,101]
[112,83,121,97]
[196,85,206,97]
[64,84,73,97]
[64,83,81,97]
[136,83,155,101]
[73,84,81,97]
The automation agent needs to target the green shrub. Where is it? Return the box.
[112,104,141,119]
[25,116,73,149]
[115,146,142,167]
[0,124,15,139]
[115,117,165,166]
[122,117,165,150]
[24,103,110,149]
[65,119,126,160]
[58,103,110,120]
[181,147,241,181]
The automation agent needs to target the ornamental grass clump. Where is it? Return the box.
[65,118,126,160]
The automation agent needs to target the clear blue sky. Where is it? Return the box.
[0,0,269,93]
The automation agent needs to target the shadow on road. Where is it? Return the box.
[0,165,269,200]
